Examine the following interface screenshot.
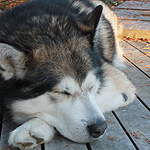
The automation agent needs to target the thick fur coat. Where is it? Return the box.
[0,0,135,149]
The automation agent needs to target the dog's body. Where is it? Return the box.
[0,0,135,149]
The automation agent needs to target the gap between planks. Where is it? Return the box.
[123,55,150,79]
[112,111,139,150]
[113,98,150,149]
[124,40,150,59]
[121,42,150,109]
[121,41,150,78]
[136,95,150,112]
[121,56,150,108]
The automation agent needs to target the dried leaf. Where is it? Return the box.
[122,129,131,135]
[143,48,150,50]
[106,120,114,123]
[108,135,115,141]
[1,145,10,150]
[144,138,150,144]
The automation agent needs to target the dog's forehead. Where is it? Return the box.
[82,71,97,89]
[54,71,98,92]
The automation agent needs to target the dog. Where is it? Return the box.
[0,0,135,149]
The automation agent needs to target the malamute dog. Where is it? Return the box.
[0,0,135,149]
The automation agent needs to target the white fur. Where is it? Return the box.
[11,73,105,145]
[0,43,25,80]
[54,76,79,95]
[82,71,100,93]
[9,118,55,150]
[11,66,136,147]
[10,66,136,149]
[96,63,136,113]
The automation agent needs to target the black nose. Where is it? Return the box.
[88,120,107,138]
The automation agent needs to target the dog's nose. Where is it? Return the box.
[88,120,107,138]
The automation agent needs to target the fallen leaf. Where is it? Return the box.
[106,120,114,123]
[108,135,115,141]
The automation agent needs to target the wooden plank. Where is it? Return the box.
[90,113,135,150]
[115,1,150,11]
[121,60,150,108]
[119,42,150,108]
[124,40,150,57]
[45,133,87,150]
[120,41,150,76]
[0,115,41,150]
[120,19,150,31]
[114,98,150,149]
[0,116,18,150]
[115,9,150,21]
[114,2,150,40]
[120,20,150,39]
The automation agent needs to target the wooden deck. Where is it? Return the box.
[0,40,150,150]
[114,1,150,40]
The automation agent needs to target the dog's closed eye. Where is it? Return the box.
[54,91,71,96]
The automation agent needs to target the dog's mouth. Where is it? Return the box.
[54,121,107,143]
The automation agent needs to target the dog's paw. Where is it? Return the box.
[8,118,55,150]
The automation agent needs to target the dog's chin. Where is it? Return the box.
[57,130,100,143]
[55,127,104,143]
[67,136,98,143]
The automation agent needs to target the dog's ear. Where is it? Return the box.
[0,43,26,80]
[77,5,103,33]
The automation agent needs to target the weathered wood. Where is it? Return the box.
[115,9,150,21]
[119,41,150,108]
[0,116,18,150]
[90,113,135,150]
[115,1,150,11]
[120,20,150,39]
[120,41,150,76]
[0,115,41,150]
[124,40,150,57]
[114,99,150,150]
[121,60,150,108]
[44,133,87,150]
[114,1,150,39]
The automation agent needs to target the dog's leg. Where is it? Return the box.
[8,118,55,150]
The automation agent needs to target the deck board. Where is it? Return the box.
[120,40,150,77]
[114,98,150,150]
[90,113,135,150]
[115,9,150,21]
[114,1,150,40]
[121,60,150,108]
[119,20,150,39]
[0,115,18,150]
[119,40,150,108]
[115,1,150,10]
[124,40,150,57]
[44,134,87,150]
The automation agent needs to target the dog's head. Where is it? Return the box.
[1,2,136,143]
[0,5,108,142]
